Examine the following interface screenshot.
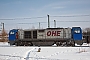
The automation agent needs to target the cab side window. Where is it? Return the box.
[74,29,80,33]
[10,32,14,34]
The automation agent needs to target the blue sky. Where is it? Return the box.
[0,0,90,31]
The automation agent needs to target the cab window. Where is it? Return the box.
[10,32,14,34]
[74,29,80,33]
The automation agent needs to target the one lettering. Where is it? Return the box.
[47,31,61,36]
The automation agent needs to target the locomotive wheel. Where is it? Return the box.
[23,42,33,46]
[67,40,75,47]
[15,41,20,46]
[56,42,62,46]
[71,40,75,47]
[28,42,33,46]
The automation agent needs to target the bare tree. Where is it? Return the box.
[0,30,8,42]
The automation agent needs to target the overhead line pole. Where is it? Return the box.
[47,14,50,28]
[39,22,40,29]
[54,20,56,28]
[2,23,4,32]
[1,22,4,41]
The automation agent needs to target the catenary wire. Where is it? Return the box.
[0,14,90,20]
[0,16,47,20]
[17,21,90,25]
[50,14,90,17]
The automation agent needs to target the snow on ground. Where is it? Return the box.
[0,42,10,47]
[0,46,33,60]
[28,47,90,60]
[75,43,90,46]
[0,42,90,60]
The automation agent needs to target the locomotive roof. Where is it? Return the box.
[46,28,70,29]
[23,28,43,31]
[23,27,71,31]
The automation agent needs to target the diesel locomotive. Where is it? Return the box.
[8,27,83,46]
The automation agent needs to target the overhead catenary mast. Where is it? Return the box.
[1,23,4,41]
[47,14,50,28]
[39,22,40,29]
[54,20,56,28]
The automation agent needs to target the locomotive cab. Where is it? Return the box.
[8,29,18,45]
[72,27,83,45]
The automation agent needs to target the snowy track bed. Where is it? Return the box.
[28,47,90,60]
[0,47,90,60]
[0,42,90,60]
